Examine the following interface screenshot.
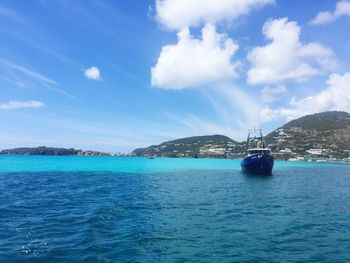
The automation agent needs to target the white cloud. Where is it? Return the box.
[84,66,101,80]
[216,84,259,127]
[310,0,350,25]
[0,59,57,85]
[155,0,275,30]
[0,59,77,99]
[157,82,261,140]
[261,85,287,103]
[0,100,46,110]
[199,84,261,139]
[161,111,244,140]
[261,72,350,122]
[247,18,337,85]
[151,24,239,89]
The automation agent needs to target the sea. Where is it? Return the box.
[1,155,350,262]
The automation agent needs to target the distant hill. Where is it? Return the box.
[265,111,350,158]
[133,111,350,159]
[2,111,349,159]
[0,146,81,156]
[0,147,114,156]
[281,111,350,131]
[132,135,245,158]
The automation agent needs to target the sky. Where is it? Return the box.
[1,0,350,152]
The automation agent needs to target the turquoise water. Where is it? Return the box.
[0,155,341,174]
[1,156,350,262]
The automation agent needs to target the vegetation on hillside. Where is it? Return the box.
[0,146,80,156]
[133,135,245,158]
[282,111,350,131]
[265,111,350,159]
[2,111,350,159]
[135,111,350,159]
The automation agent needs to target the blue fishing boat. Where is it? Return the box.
[241,129,274,175]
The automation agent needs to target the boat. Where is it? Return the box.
[241,129,274,175]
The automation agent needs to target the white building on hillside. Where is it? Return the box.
[307,149,323,155]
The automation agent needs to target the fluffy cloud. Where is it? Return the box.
[261,72,350,122]
[84,66,101,80]
[151,24,239,89]
[247,18,337,85]
[310,0,350,25]
[0,100,46,110]
[152,0,276,89]
[155,0,275,30]
[261,85,287,103]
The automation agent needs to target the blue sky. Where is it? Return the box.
[1,0,350,152]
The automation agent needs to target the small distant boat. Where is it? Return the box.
[241,129,274,175]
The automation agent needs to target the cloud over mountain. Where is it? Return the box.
[247,18,337,85]
[261,85,287,103]
[262,72,350,122]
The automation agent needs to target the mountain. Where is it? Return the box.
[2,111,349,159]
[265,111,350,158]
[281,111,350,131]
[0,146,114,156]
[0,146,81,156]
[133,111,350,159]
[132,135,245,158]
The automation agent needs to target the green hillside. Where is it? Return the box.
[0,146,80,156]
[133,135,245,158]
[265,111,350,158]
[134,111,350,159]
[282,111,350,131]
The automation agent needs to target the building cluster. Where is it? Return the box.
[269,128,349,161]
[198,142,244,158]
[77,151,135,157]
[77,150,112,156]
[137,138,248,158]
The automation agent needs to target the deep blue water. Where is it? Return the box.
[1,156,350,262]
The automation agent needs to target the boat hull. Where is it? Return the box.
[241,154,274,175]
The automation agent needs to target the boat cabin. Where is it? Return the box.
[247,148,271,156]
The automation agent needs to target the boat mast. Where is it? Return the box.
[259,105,262,134]
[245,130,251,155]
[258,105,265,148]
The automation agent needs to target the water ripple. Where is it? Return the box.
[0,166,350,262]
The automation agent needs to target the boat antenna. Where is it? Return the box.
[258,104,265,147]
[246,129,251,155]
[259,105,262,134]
